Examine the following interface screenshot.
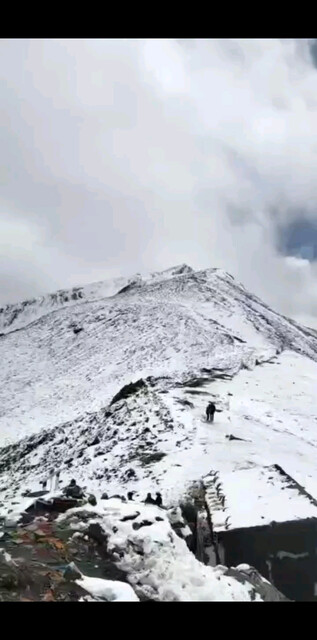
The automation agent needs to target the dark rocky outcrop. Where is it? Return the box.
[132,520,153,530]
[120,512,140,522]
[140,452,166,465]
[87,522,108,546]
[110,379,147,406]
[63,562,82,582]
[176,398,195,409]
[225,566,289,601]
[117,281,138,295]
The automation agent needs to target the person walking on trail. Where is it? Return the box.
[206,401,216,423]
[63,479,84,499]
[155,492,163,507]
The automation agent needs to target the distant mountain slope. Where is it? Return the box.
[1,264,317,445]
[0,264,194,335]
[0,276,130,335]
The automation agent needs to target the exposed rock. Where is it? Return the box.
[63,562,82,582]
[176,398,195,409]
[225,565,289,601]
[132,520,153,530]
[73,327,83,335]
[110,379,147,406]
[181,377,210,388]
[94,449,105,457]
[117,282,138,295]
[140,452,166,465]
[87,523,108,546]
[120,512,140,522]
[124,468,137,479]
[22,489,49,499]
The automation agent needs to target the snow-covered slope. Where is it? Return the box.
[1,264,317,445]
[0,276,130,335]
[0,263,317,601]
[2,349,317,530]
[0,264,194,335]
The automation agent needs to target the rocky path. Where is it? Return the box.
[0,497,134,602]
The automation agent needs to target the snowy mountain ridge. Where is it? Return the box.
[1,263,317,601]
[0,264,194,335]
[1,263,317,446]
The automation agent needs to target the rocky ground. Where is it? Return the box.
[0,484,289,602]
[0,495,137,602]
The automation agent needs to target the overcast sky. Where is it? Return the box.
[2,39,317,327]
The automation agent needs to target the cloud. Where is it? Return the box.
[1,38,317,327]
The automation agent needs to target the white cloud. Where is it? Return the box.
[1,38,317,328]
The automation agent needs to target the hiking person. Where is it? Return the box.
[127,492,134,501]
[155,492,163,507]
[206,401,216,423]
[144,493,155,505]
[63,479,84,499]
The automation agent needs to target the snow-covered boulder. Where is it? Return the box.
[57,498,283,602]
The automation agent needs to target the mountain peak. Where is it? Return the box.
[160,264,194,276]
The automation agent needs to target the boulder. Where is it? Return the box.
[110,379,146,406]
[63,562,82,582]
[132,520,153,530]
[225,566,289,601]
[140,452,166,465]
[87,523,108,546]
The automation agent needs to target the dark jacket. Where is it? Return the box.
[206,402,216,414]
[155,493,163,507]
